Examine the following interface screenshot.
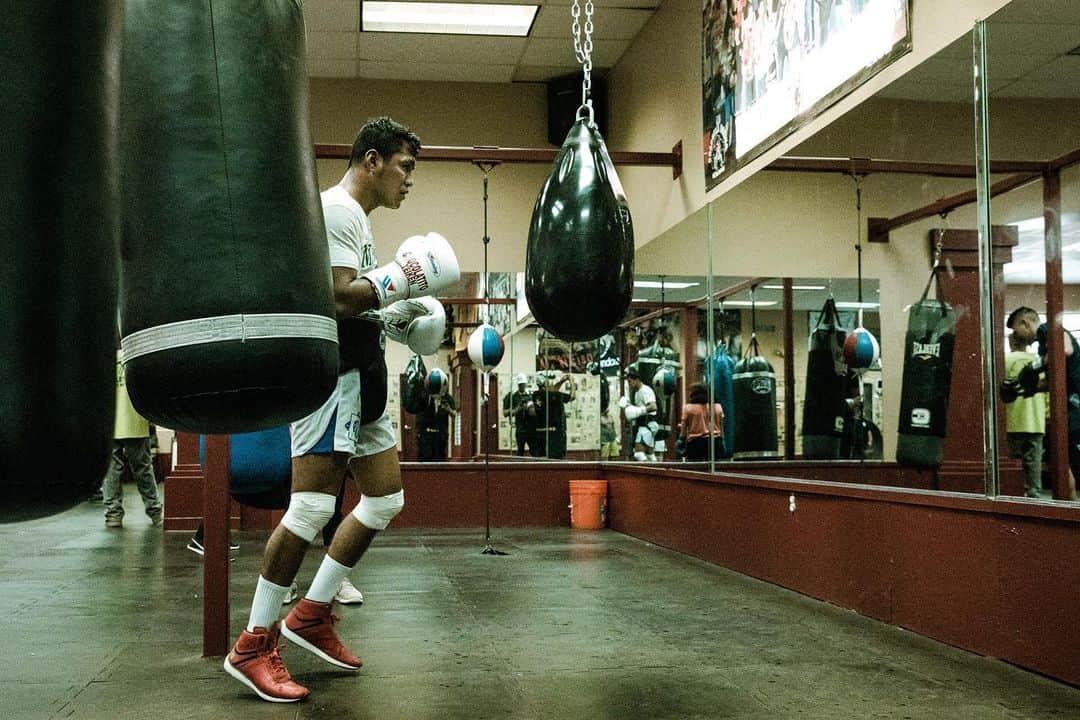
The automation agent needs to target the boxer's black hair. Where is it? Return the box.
[349,117,421,167]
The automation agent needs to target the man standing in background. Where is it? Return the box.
[103,347,163,528]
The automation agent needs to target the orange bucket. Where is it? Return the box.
[569,479,608,529]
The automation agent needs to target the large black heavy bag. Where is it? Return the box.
[896,297,957,468]
[401,355,429,415]
[1,3,124,522]
[200,427,291,510]
[526,116,634,341]
[339,317,388,423]
[118,1,338,434]
[802,298,848,458]
[732,342,779,460]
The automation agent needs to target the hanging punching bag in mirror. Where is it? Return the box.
[732,339,779,460]
[118,0,338,434]
[1,2,124,522]
[802,298,848,459]
[526,108,634,341]
[896,294,957,468]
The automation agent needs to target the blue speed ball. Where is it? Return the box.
[425,367,448,395]
[467,323,505,371]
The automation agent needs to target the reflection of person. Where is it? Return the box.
[225,117,459,702]
[503,374,534,456]
[679,383,725,462]
[417,393,456,461]
[532,373,575,459]
[1006,307,1080,488]
[637,327,681,458]
[619,365,658,462]
[103,349,163,529]
[1003,330,1047,498]
[599,410,621,460]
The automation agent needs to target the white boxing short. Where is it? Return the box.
[633,425,656,448]
[290,370,397,459]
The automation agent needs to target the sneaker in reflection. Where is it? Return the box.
[334,577,364,605]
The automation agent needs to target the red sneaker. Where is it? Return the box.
[282,598,363,669]
[223,623,310,703]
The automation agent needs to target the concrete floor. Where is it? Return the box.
[2,485,1078,720]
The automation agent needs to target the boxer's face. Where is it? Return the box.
[373,142,416,209]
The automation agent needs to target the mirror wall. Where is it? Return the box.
[379,0,1077,504]
[984,0,1080,502]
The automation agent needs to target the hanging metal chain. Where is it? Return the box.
[853,174,863,305]
[571,0,594,110]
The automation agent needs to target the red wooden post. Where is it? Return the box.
[202,434,230,657]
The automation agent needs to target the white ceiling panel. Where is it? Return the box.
[519,37,629,67]
[357,32,527,64]
[990,0,1080,25]
[984,22,1080,55]
[303,0,360,32]
[993,55,1080,97]
[307,57,359,78]
[356,60,517,83]
[530,5,653,40]
[306,31,358,58]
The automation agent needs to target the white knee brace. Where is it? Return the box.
[280,492,337,542]
[351,490,405,530]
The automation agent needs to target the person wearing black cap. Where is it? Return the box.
[503,373,535,456]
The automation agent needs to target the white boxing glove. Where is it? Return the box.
[382,297,446,355]
[362,232,460,307]
[618,396,629,408]
[624,404,645,421]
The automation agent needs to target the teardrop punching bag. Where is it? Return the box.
[526,113,634,341]
[732,338,779,460]
[802,298,848,459]
[1,3,124,522]
[118,1,338,434]
[896,287,957,468]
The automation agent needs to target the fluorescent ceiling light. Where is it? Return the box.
[633,280,700,290]
[362,2,539,36]
[835,301,879,309]
[1011,217,1044,233]
[761,284,826,291]
[721,300,778,307]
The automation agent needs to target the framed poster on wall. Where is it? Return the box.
[703,0,911,188]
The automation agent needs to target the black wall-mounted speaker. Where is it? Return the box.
[546,72,608,146]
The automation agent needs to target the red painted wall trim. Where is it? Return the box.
[603,467,1080,686]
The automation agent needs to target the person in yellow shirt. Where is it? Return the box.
[1004,331,1047,498]
[103,349,163,528]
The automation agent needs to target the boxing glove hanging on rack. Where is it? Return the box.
[118,0,338,434]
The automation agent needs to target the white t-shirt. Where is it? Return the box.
[633,383,657,410]
[321,185,377,273]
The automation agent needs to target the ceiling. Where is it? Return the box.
[303,0,660,83]
[877,0,1080,102]
[630,276,881,313]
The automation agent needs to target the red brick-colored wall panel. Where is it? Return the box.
[605,465,1080,686]
[994,517,1080,682]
